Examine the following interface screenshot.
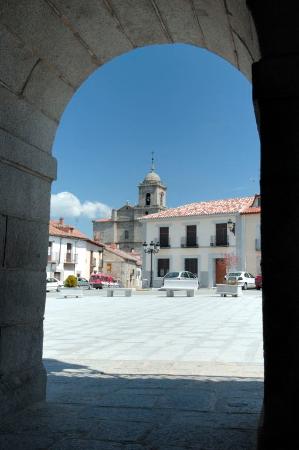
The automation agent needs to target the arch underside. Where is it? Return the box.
[0,0,259,158]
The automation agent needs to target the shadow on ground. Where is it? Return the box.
[0,358,263,450]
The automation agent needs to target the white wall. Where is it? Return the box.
[142,214,239,288]
[47,236,103,281]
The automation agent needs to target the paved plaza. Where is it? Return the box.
[1,289,264,449]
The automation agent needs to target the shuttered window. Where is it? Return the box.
[159,227,169,247]
[157,259,169,277]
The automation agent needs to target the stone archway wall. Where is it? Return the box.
[0,0,260,421]
[1,0,261,431]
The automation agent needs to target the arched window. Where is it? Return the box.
[125,230,129,239]
[160,192,164,206]
[146,193,151,206]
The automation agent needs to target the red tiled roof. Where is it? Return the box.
[49,220,88,240]
[141,196,255,220]
[241,206,261,215]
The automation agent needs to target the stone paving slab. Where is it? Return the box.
[0,360,263,450]
[0,290,263,449]
[44,290,263,373]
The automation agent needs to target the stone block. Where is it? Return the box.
[5,216,49,270]
[52,0,132,63]
[0,323,44,374]
[0,24,39,93]
[0,162,51,220]
[226,0,260,61]
[155,0,205,46]
[23,60,74,122]
[0,128,57,181]
[0,86,57,153]
[1,0,97,87]
[192,0,236,67]
[0,363,46,421]
[233,31,253,81]
[108,0,169,46]
[0,214,6,267]
[0,269,46,325]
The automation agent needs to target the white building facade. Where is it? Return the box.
[141,196,261,288]
[47,219,104,281]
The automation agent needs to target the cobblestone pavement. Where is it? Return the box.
[0,290,263,449]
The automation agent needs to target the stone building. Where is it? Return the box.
[102,245,142,288]
[93,158,167,254]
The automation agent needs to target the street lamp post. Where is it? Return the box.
[143,240,160,288]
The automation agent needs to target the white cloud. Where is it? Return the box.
[51,192,111,220]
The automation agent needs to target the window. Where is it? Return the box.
[146,193,151,206]
[160,192,164,206]
[157,259,169,277]
[185,258,198,275]
[48,241,52,260]
[65,243,72,262]
[159,227,169,247]
[125,230,129,239]
[186,225,197,247]
[106,263,112,273]
[216,223,228,246]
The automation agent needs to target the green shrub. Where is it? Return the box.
[64,275,78,287]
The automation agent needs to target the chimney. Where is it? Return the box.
[59,218,64,226]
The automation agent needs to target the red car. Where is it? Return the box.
[255,274,262,290]
[89,273,119,289]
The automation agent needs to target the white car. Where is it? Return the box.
[224,271,255,290]
[162,271,199,290]
[46,277,62,292]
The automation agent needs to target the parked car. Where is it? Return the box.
[46,277,62,292]
[77,277,91,289]
[255,274,262,290]
[89,273,118,289]
[162,271,199,289]
[224,271,255,290]
[89,273,106,289]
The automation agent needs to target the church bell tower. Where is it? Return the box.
[137,153,167,216]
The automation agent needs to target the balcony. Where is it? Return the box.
[64,253,78,264]
[48,252,59,263]
[181,237,198,248]
[255,238,261,251]
[159,238,170,248]
[210,235,229,247]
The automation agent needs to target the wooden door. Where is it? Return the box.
[215,258,227,284]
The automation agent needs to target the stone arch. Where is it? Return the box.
[0,0,259,425]
[2,2,299,449]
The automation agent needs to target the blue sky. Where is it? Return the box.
[51,43,260,236]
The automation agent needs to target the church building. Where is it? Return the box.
[93,158,167,254]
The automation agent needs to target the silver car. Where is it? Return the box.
[224,271,255,290]
[162,271,199,289]
[46,277,62,292]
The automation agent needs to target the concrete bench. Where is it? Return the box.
[106,288,133,297]
[216,284,242,297]
[159,288,195,297]
[58,288,83,298]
